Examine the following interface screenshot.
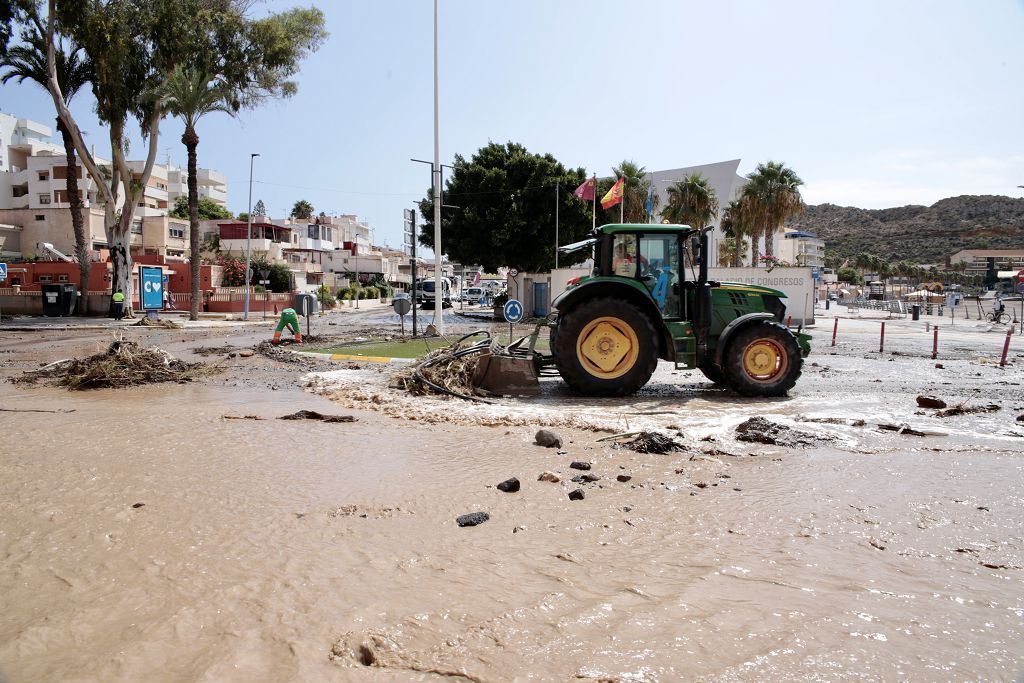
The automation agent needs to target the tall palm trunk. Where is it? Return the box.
[763,224,775,259]
[184,125,200,320]
[56,117,89,314]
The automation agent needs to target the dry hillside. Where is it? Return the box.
[785,195,1024,264]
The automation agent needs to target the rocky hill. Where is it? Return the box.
[785,195,1024,264]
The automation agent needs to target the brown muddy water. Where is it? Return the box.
[1,322,1023,682]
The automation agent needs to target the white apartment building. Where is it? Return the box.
[0,114,227,261]
[776,229,826,268]
[167,165,228,208]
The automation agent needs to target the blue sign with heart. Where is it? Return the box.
[139,266,163,310]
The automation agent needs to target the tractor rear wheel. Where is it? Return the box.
[553,297,658,396]
[723,320,802,397]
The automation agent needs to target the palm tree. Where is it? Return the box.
[721,198,754,267]
[743,161,805,265]
[660,173,719,229]
[606,160,656,223]
[159,66,235,321]
[1,27,92,312]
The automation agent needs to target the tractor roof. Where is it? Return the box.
[597,223,698,236]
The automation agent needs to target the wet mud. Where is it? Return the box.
[1,313,1022,681]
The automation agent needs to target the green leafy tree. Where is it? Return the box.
[837,266,859,284]
[290,200,314,219]
[1,22,93,312]
[743,161,805,265]
[170,195,231,220]
[416,141,591,272]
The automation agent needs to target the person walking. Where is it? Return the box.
[112,288,125,320]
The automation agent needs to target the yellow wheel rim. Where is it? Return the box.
[576,316,639,380]
[742,339,787,382]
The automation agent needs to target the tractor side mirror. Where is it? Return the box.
[690,237,701,264]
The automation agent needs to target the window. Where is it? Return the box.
[38,194,51,204]
[58,274,69,282]
[611,234,638,277]
[169,227,185,239]
[638,234,680,317]
[35,214,45,221]
[37,274,53,283]
[38,172,48,181]
[307,225,318,239]
[131,221,143,234]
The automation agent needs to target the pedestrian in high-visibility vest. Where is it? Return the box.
[112,288,125,320]
[272,308,302,344]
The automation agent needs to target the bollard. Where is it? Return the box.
[1000,328,1013,368]
[879,321,885,353]
[832,318,838,347]
[932,326,939,360]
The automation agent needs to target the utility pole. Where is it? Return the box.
[243,153,259,321]
[432,0,444,334]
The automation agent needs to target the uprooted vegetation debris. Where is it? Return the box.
[15,339,215,390]
[620,431,687,454]
[734,417,832,447]
[279,409,356,423]
[132,317,180,329]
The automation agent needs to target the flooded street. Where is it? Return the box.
[1,313,1022,681]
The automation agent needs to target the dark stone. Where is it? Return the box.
[496,477,521,493]
[916,395,947,409]
[616,474,632,482]
[131,502,145,509]
[734,417,829,447]
[568,489,585,501]
[456,512,490,527]
[569,461,591,471]
[535,429,563,448]
[1017,413,1024,422]
[571,473,600,483]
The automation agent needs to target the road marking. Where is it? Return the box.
[329,353,393,363]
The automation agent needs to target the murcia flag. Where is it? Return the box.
[573,177,596,202]
[601,176,625,209]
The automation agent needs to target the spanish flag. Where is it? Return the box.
[601,176,624,209]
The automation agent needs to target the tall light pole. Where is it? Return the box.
[432,0,443,333]
[243,152,259,320]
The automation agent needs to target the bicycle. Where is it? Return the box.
[986,310,1010,324]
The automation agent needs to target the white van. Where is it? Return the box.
[415,279,452,308]
[464,287,484,304]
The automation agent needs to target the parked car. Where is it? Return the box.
[464,287,484,305]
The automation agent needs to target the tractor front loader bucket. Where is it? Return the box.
[471,350,541,397]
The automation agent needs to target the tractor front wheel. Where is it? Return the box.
[723,321,802,397]
[698,362,727,385]
[554,297,658,396]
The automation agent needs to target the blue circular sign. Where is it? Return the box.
[503,298,524,323]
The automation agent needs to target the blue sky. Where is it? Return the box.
[3,0,1022,252]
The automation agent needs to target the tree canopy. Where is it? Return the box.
[170,195,231,220]
[290,199,314,219]
[417,142,592,272]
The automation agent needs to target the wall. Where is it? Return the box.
[0,206,107,255]
[710,266,815,326]
[507,267,592,317]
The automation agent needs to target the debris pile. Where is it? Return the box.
[735,416,830,447]
[132,317,180,329]
[17,339,211,390]
[392,341,481,397]
[622,431,686,454]
[279,409,356,423]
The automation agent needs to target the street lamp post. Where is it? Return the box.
[432,0,443,334]
[243,153,259,321]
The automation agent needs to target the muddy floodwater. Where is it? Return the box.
[1,313,1022,682]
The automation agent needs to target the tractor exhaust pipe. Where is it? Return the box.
[695,227,713,364]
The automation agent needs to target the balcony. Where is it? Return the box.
[197,168,226,187]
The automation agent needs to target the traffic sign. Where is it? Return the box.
[139,266,163,310]
[1017,282,1024,294]
[0,262,7,281]
[392,297,412,316]
[509,268,519,278]
[503,298,524,323]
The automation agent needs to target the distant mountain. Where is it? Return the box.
[785,195,1024,264]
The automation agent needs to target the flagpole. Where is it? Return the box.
[555,182,559,269]
[591,174,596,232]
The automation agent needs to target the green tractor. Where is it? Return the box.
[543,223,811,397]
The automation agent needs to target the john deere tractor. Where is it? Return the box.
[545,223,811,397]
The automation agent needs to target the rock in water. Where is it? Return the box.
[916,395,947,409]
[535,429,563,448]
[569,461,591,471]
[538,471,560,483]
[496,477,521,493]
[568,489,585,501]
[456,512,490,527]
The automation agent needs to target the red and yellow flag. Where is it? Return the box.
[601,176,624,209]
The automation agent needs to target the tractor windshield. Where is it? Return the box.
[609,232,682,318]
